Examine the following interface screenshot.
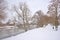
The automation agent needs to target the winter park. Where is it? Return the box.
[0,0,60,40]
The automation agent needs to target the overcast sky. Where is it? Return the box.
[7,0,50,15]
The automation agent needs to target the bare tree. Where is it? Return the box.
[47,0,60,30]
[0,0,7,23]
[13,2,31,31]
[32,10,44,28]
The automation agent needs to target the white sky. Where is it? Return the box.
[7,0,50,15]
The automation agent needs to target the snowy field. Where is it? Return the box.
[2,24,60,40]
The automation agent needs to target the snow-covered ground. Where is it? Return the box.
[2,24,60,40]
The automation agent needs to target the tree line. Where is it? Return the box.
[0,0,60,31]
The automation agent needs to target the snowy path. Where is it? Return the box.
[2,24,60,40]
